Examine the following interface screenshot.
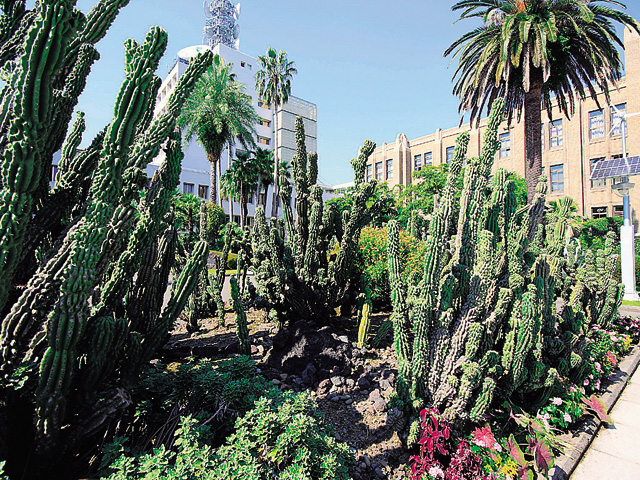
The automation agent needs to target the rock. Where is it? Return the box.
[272,379,281,385]
[357,376,371,389]
[346,398,353,405]
[364,456,371,468]
[318,379,331,394]
[280,373,288,381]
[375,467,385,478]
[369,389,387,411]
[301,363,317,386]
[335,432,341,441]
[379,378,392,390]
[337,335,349,343]
[331,376,344,387]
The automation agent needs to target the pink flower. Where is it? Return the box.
[552,397,563,406]
[606,352,618,367]
[429,465,444,478]
[584,378,590,386]
[595,362,602,373]
[563,412,572,423]
[596,379,601,390]
[589,374,594,380]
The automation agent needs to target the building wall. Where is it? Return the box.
[146,43,318,224]
[367,28,640,225]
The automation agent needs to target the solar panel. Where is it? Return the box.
[590,156,640,180]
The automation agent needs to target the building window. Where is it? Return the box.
[385,159,393,180]
[541,123,545,149]
[414,154,422,171]
[424,151,433,166]
[499,132,511,158]
[589,109,605,139]
[550,119,563,148]
[375,162,383,181]
[611,103,626,136]
[198,184,209,199]
[550,164,564,192]
[51,164,59,183]
[258,136,271,145]
[247,193,254,204]
[257,100,269,109]
[233,215,240,224]
[592,206,608,219]
[446,146,455,163]
[183,183,194,195]
[260,118,271,127]
[258,192,266,205]
[590,158,606,188]
[613,205,624,218]
[366,164,372,182]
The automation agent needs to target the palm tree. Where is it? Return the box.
[220,150,259,228]
[445,0,639,203]
[178,54,258,206]
[255,47,297,217]
[254,147,274,207]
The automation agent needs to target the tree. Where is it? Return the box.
[220,150,259,228]
[178,54,258,206]
[255,147,274,207]
[445,0,639,203]
[255,47,297,217]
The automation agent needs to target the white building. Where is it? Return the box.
[146,38,319,224]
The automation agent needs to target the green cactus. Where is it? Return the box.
[251,117,381,325]
[0,7,213,472]
[230,275,250,354]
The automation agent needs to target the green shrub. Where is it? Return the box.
[213,392,353,480]
[210,251,239,271]
[129,356,278,450]
[104,392,352,480]
[354,226,426,306]
[205,203,227,243]
[105,416,216,480]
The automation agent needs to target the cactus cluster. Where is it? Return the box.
[0,2,213,474]
[251,117,380,324]
[387,99,623,425]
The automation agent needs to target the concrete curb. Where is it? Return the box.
[549,345,640,479]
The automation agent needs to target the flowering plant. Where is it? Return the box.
[408,408,491,480]
[538,386,584,430]
[613,316,640,343]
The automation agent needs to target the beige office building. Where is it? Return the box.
[367,28,640,224]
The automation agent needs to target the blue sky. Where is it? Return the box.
[71,0,640,186]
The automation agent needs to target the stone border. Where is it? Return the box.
[550,345,640,479]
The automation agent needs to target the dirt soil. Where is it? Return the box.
[166,309,411,480]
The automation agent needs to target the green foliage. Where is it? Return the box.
[354,226,426,306]
[204,203,226,244]
[213,392,353,480]
[128,356,278,448]
[0,460,6,480]
[105,416,216,480]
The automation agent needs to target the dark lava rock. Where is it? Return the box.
[264,320,352,375]
[357,376,371,389]
[301,363,317,386]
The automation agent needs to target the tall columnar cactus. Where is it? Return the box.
[230,275,250,354]
[0,0,81,312]
[251,117,381,324]
[0,6,213,472]
[387,99,621,426]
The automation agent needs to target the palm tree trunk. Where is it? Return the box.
[524,68,544,204]
[219,146,226,208]
[270,102,279,218]
[229,196,234,223]
[207,151,219,205]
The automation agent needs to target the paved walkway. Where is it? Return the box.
[571,365,640,479]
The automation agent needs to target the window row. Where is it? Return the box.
[589,103,626,140]
[592,205,624,219]
[366,159,394,182]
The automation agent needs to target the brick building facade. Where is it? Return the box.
[367,28,640,224]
